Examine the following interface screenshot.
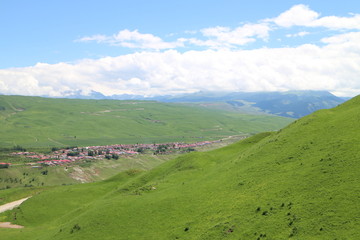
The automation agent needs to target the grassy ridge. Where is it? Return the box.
[1,96,360,239]
[0,95,292,148]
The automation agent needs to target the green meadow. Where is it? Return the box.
[0,95,292,148]
[0,95,359,239]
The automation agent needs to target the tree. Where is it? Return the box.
[67,152,79,156]
[0,163,9,169]
[136,148,145,153]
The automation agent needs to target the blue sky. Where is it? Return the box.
[1,0,360,96]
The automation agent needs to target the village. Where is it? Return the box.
[9,140,224,167]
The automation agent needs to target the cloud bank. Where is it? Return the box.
[1,4,360,97]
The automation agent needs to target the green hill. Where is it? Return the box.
[1,95,360,239]
[0,95,292,148]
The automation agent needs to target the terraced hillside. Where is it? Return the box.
[1,95,359,239]
[0,95,292,148]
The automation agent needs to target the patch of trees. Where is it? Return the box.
[88,150,104,156]
[0,145,26,152]
[136,147,145,153]
[12,145,26,151]
[105,154,119,160]
[0,164,9,169]
[65,146,78,150]
[156,145,168,154]
[67,152,80,156]
[0,177,20,183]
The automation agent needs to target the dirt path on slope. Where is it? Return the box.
[0,222,24,228]
[0,197,31,214]
[0,197,31,229]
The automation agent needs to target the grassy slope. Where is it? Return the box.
[0,132,243,191]
[0,154,173,189]
[1,96,360,239]
[0,95,292,148]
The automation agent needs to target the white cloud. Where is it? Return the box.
[79,23,271,50]
[1,33,360,97]
[78,34,109,43]
[311,14,360,29]
[78,29,184,50]
[270,4,360,30]
[270,4,319,27]
[77,5,360,51]
[286,31,310,38]
[2,5,360,98]
[197,23,271,48]
[321,31,360,45]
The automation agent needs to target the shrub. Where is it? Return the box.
[70,224,81,234]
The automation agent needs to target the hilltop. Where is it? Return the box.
[154,90,345,118]
[0,95,359,239]
[58,90,346,118]
[0,95,292,148]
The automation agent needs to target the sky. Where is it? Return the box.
[1,0,360,97]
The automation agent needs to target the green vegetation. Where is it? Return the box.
[0,96,359,239]
[0,153,174,189]
[0,136,242,189]
[0,95,292,148]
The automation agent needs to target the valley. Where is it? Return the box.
[0,135,244,189]
[2,1,359,239]
[0,95,358,239]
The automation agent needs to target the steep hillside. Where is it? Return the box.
[1,96,359,239]
[0,95,292,148]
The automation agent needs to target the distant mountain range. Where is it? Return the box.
[54,90,348,118]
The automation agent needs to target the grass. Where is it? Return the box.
[0,153,175,189]
[0,134,242,190]
[0,95,292,148]
[0,95,359,239]
[0,135,240,189]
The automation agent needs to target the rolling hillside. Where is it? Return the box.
[0,95,359,239]
[0,95,292,148]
